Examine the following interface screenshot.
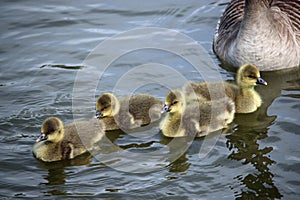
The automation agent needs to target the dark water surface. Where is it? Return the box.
[0,0,299,199]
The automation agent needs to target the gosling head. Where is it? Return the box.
[237,64,267,88]
[96,93,119,119]
[162,90,184,114]
[36,117,64,143]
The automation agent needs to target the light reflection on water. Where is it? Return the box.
[0,0,299,199]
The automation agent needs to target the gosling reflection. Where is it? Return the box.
[168,152,190,173]
[160,136,192,173]
[94,127,193,173]
[45,166,66,186]
[36,152,93,194]
[224,66,299,199]
[226,111,282,199]
[257,66,300,115]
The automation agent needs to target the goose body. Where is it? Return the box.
[213,0,300,71]
[32,117,104,162]
[96,93,162,131]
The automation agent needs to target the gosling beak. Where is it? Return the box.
[36,133,47,143]
[256,77,267,85]
[161,104,171,113]
[96,110,103,119]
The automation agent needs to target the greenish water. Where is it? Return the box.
[0,0,299,199]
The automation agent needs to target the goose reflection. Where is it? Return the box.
[92,125,193,173]
[36,152,93,195]
[226,117,282,199]
[168,152,190,173]
[160,136,192,173]
[225,66,299,199]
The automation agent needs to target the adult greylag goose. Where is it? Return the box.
[213,0,300,71]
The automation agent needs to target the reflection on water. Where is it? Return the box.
[226,114,282,199]
[0,0,299,198]
[160,136,193,173]
[168,152,190,173]
[258,66,300,113]
[9,66,299,198]
[40,64,84,70]
[225,66,300,199]
[1,65,298,199]
[37,153,93,185]
[45,167,66,186]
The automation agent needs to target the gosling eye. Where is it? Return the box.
[46,128,55,135]
[171,101,178,106]
[247,75,257,79]
[101,106,107,112]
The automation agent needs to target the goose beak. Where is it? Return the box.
[36,133,47,143]
[256,77,267,85]
[161,104,171,113]
[96,110,103,119]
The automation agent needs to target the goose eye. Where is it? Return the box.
[248,75,256,79]
[101,106,107,111]
[47,128,55,135]
[172,101,178,106]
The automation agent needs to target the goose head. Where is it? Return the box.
[96,93,120,119]
[162,90,184,114]
[236,64,267,88]
[36,117,64,143]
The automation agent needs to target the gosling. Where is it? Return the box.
[160,90,235,138]
[96,93,163,131]
[185,64,267,113]
[32,117,104,162]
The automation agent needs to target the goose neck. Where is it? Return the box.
[245,0,270,12]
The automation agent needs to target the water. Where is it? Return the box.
[0,0,299,199]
